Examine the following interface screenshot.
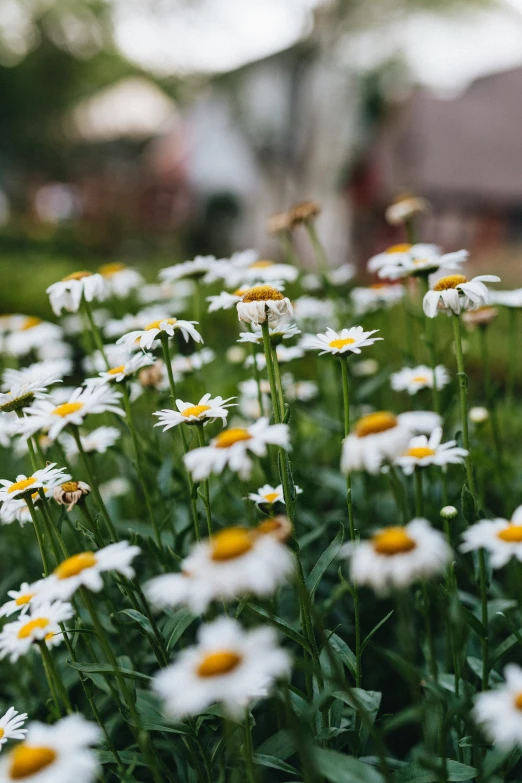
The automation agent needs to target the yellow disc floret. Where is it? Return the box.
[99,262,126,277]
[107,365,125,375]
[181,404,211,418]
[7,478,36,495]
[21,317,42,331]
[210,528,253,561]
[433,274,468,292]
[249,260,274,269]
[497,525,522,543]
[197,650,242,678]
[15,593,35,607]
[514,693,522,710]
[241,286,284,303]
[214,428,252,449]
[9,744,57,779]
[372,527,417,556]
[52,401,84,417]
[329,337,356,350]
[386,243,411,254]
[17,617,49,640]
[62,271,92,282]
[355,412,398,438]
[54,551,97,579]
[145,318,177,331]
[405,446,436,459]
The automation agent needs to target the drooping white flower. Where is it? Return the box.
[385,194,430,225]
[368,243,437,274]
[303,326,382,356]
[0,714,101,783]
[117,317,202,351]
[46,271,107,316]
[474,665,522,748]
[0,601,74,662]
[423,274,500,317]
[391,365,450,395]
[237,286,293,327]
[460,506,522,568]
[0,707,28,750]
[341,518,451,594]
[394,427,468,475]
[183,418,290,481]
[154,393,236,430]
[152,617,291,718]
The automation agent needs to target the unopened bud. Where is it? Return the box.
[440,505,458,520]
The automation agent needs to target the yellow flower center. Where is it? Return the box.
[21,316,42,331]
[210,528,253,561]
[412,375,429,383]
[355,411,398,438]
[249,260,274,269]
[99,262,126,277]
[197,650,242,678]
[514,692,522,710]
[433,274,468,292]
[232,288,247,297]
[54,551,97,579]
[0,729,3,740]
[8,745,57,779]
[214,428,252,449]
[15,593,35,606]
[372,527,417,556]
[329,337,356,350]
[181,404,211,418]
[241,285,284,303]
[17,617,49,639]
[497,525,522,543]
[405,446,436,459]
[107,365,125,375]
[145,318,177,331]
[386,243,411,254]
[52,401,84,417]
[8,477,36,495]
[263,492,280,504]
[60,481,80,492]
[62,271,92,281]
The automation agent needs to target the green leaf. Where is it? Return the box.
[460,484,477,524]
[313,748,385,782]
[390,761,476,782]
[119,609,154,636]
[69,661,151,682]
[460,606,486,639]
[362,610,394,652]
[257,729,295,760]
[246,603,311,653]
[328,632,357,677]
[307,524,343,600]
[98,750,146,768]
[165,609,195,652]
[253,754,299,775]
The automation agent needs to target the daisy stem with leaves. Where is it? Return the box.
[24,493,50,576]
[195,425,213,538]
[340,356,361,688]
[38,640,72,714]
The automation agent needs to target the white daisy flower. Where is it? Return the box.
[0,601,74,662]
[281,374,318,402]
[489,288,522,308]
[304,326,382,356]
[203,249,259,284]
[423,273,500,318]
[103,306,168,339]
[3,360,72,390]
[46,271,107,316]
[85,353,154,386]
[4,319,63,358]
[60,426,121,458]
[368,243,437,274]
[37,542,141,602]
[341,411,412,474]
[0,581,44,618]
[0,464,71,505]
[248,483,302,507]
[98,262,143,298]
[154,393,236,430]
[0,707,28,749]
[171,347,215,378]
[34,340,72,364]
[237,322,300,346]
[292,296,335,325]
[0,374,62,414]
[460,506,522,568]
[394,427,468,475]
[474,664,522,748]
[61,309,109,337]
[369,244,468,280]
[328,263,355,286]
[146,524,294,614]
[15,386,124,441]
[385,194,430,225]
[398,410,442,434]
[469,406,489,424]
[152,617,291,719]
[341,518,451,594]
[99,477,131,502]
[351,284,405,315]
[117,317,202,352]
[391,365,450,395]
[0,713,100,783]
[0,500,32,527]
[237,286,293,327]
[207,290,246,313]
[159,255,217,283]
[240,260,298,286]
[183,417,290,481]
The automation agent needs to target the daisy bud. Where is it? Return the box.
[469,406,489,424]
[53,481,91,512]
[385,193,430,226]
[440,505,458,521]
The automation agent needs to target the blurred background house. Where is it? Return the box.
[1,0,522,277]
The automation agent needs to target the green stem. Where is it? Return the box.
[25,494,50,575]
[243,709,258,783]
[413,469,424,518]
[38,641,62,715]
[451,315,475,496]
[70,426,118,542]
[478,325,503,461]
[249,343,265,418]
[195,425,213,538]
[82,298,109,369]
[305,222,329,276]
[39,641,72,712]
[421,276,441,415]
[507,308,518,405]
[261,321,282,423]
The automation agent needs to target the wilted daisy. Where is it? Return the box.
[37,542,141,602]
[304,326,382,356]
[117,317,202,351]
[146,524,294,613]
[385,193,430,225]
[238,322,300,347]
[460,506,522,568]
[341,411,412,474]
[4,319,63,358]
[46,271,106,316]
[184,417,290,481]
[53,481,91,512]
[98,262,143,297]
[60,426,121,458]
[154,394,236,430]
[0,581,44,619]
[0,714,100,783]
[85,353,154,386]
[0,374,62,414]
[16,386,124,441]
[0,464,71,505]
[391,365,450,395]
[152,617,291,719]
[248,483,302,508]
[395,427,468,475]
[474,665,522,748]
[237,286,293,327]
[0,601,74,662]
[423,274,500,317]
[0,707,28,749]
[351,284,404,315]
[341,518,451,594]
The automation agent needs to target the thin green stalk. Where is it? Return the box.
[478,325,502,461]
[25,494,50,575]
[195,425,213,538]
[305,222,329,276]
[388,465,409,524]
[261,321,282,423]
[507,308,518,405]
[421,276,441,415]
[243,709,258,783]
[38,641,62,715]
[39,641,72,712]
[70,426,118,541]
[414,469,424,518]
[249,343,265,417]
[82,298,109,369]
